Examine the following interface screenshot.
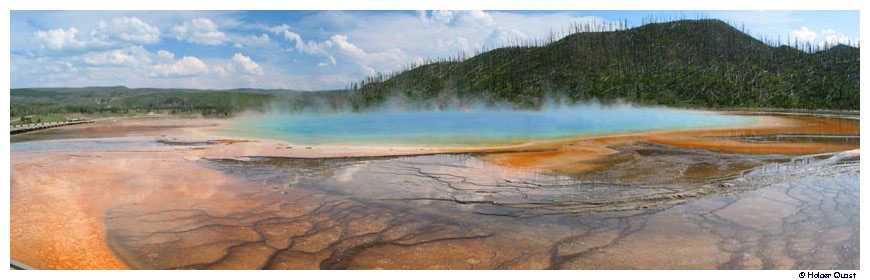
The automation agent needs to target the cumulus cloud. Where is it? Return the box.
[318,55,337,67]
[269,24,303,44]
[267,23,410,74]
[231,53,264,76]
[485,26,529,46]
[170,18,228,45]
[361,65,376,76]
[156,50,175,62]
[264,10,616,77]
[328,34,413,75]
[788,27,858,48]
[83,51,139,66]
[82,46,152,66]
[15,57,79,76]
[34,27,112,51]
[96,17,160,44]
[820,31,858,47]
[329,34,368,59]
[11,55,82,86]
[233,33,271,48]
[423,10,496,27]
[268,24,333,55]
[150,56,210,78]
[790,27,817,42]
[329,34,408,64]
[30,17,161,56]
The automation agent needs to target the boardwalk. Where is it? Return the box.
[10,120,94,135]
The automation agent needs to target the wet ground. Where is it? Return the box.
[10,114,860,269]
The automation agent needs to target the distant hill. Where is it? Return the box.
[10,86,350,117]
[353,19,859,110]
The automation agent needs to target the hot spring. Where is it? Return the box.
[225,105,755,146]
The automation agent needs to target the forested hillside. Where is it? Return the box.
[352,19,859,110]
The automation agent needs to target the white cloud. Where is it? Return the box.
[156,50,175,61]
[485,26,529,46]
[269,24,302,44]
[212,65,229,76]
[150,56,210,78]
[32,17,159,55]
[297,40,333,55]
[231,53,264,76]
[423,10,496,27]
[268,24,333,55]
[328,34,413,75]
[329,34,367,58]
[11,55,82,86]
[820,32,858,47]
[34,27,112,51]
[787,27,858,48]
[14,56,79,76]
[81,46,151,66]
[269,10,615,77]
[84,51,138,66]
[268,23,412,74]
[233,33,271,48]
[790,26,817,42]
[361,65,376,76]
[96,17,160,44]
[35,27,81,49]
[170,18,228,45]
[318,55,337,67]
[331,34,408,65]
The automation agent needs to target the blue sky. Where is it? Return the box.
[10,10,859,90]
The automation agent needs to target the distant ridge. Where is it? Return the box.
[352,19,859,110]
[10,86,347,116]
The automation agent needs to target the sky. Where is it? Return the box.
[10,10,860,90]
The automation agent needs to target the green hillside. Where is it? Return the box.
[353,19,859,110]
[10,87,352,117]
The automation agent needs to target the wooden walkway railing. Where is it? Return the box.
[10,120,94,135]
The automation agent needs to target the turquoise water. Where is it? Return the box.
[228,105,754,146]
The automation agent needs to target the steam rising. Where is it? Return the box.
[233,96,752,146]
